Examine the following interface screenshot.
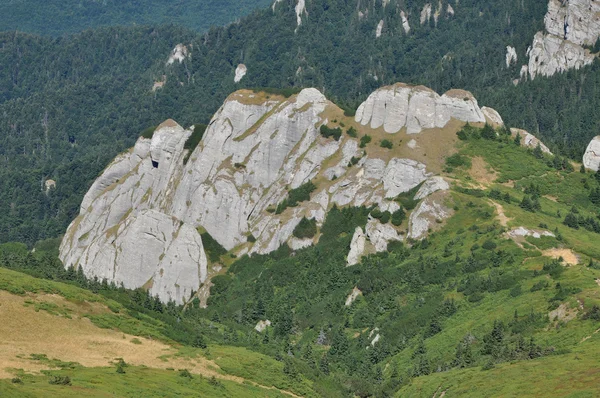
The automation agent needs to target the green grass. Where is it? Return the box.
[398,334,600,397]
[208,345,317,397]
[0,366,289,397]
[0,267,113,305]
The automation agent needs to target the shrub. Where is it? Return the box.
[482,240,497,250]
[140,125,157,139]
[179,369,193,379]
[320,125,342,140]
[360,135,372,148]
[480,124,496,140]
[391,208,406,226]
[247,234,256,243]
[49,375,72,385]
[347,127,358,137]
[445,153,471,168]
[380,139,393,149]
[276,181,317,213]
[293,218,317,239]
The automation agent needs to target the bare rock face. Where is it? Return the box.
[166,44,190,65]
[376,20,384,38]
[365,218,402,252]
[414,176,449,200]
[347,227,366,266]
[60,121,207,304]
[420,4,432,25]
[234,64,247,83]
[583,136,600,171]
[295,0,306,31]
[401,11,411,34]
[60,82,509,304]
[345,287,362,307]
[481,106,504,127]
[354,84,485,134]
[511,128,553,155]
[506,46,518,68]
[170,88,332,253]
[526,0,599,79]
[408,190,453,240]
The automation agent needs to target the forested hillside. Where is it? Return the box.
[2,0,600,245]
[0,0,272,36]
[3,122,600,396]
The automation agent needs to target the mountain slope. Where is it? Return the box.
[50,78,600,395]
[3,0,600,246]
[0,266,316,397]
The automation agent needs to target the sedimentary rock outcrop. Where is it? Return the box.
[355,84,486,134]
[234,64,247,83]
[526,0,599,79]
[584,136,600,171]
[60,83,507,304]
[511,128,553,155]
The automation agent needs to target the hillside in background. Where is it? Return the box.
[0,0,271,36]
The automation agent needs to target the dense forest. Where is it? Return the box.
[0,0,272,36]
[1,0,599,246]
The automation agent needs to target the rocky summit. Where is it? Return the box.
[59,83,541,304]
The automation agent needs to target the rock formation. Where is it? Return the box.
[234,64,247,83]
[347,227,366,266]
[401,11,411,34]
[59,120,207,304]
[583,136,600,171]
[376,20,384,38]
[506,46,517,68]
[420,4,432,25]
[354,84,486,134]
[166,44,190,65]
[511,128,553,155]
[526,0,599,79]
[60,82,508,304]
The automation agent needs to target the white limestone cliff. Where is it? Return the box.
[60,82,510,304]
[583,136,600,171]
[376,20,384,38]
[60,121,206,304]
[295,0,307,31]
[234,64,247,83]
[526,0,599,79]
[420,4,432,25]
[167,44,190,65]
[408,190,453,240]
[511,128,553,155]
[481,106,504,127]
[401,11,411,34]
[506,46,518,68]
[354,84,485,134]
[347,227,366,266]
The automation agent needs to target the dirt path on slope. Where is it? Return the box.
[542,248,580,265]
[490,200,511,227]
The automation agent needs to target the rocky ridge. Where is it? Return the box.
[524,0,599,79]
[60,83,524,304]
